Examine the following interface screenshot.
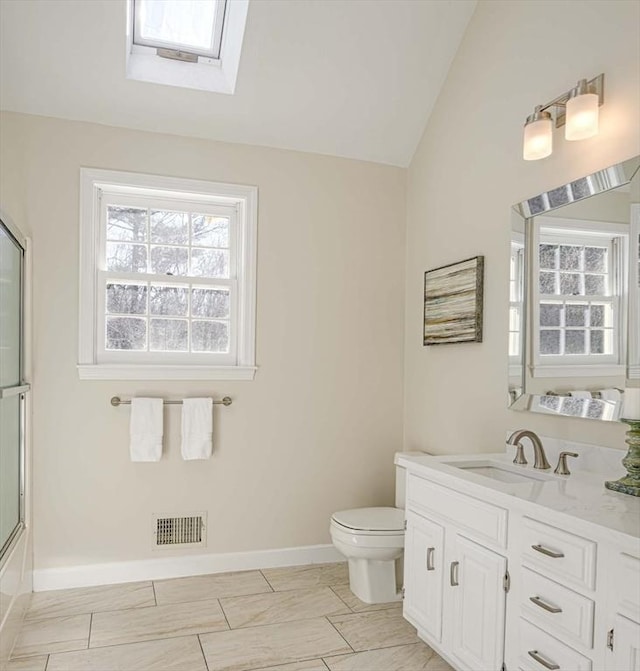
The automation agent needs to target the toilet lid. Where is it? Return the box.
[331,507,405,532]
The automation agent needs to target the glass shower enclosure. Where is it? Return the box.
[0,217,28,564]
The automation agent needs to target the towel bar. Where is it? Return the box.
[111,396,232,407]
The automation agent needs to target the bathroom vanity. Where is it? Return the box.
[396,451,640,671]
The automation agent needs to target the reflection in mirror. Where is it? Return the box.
[509,156,640,421]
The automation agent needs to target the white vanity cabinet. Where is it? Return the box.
[403,473,509,671]
[607,553,640,671]
[404,510,444,643]
[399,455,640,671]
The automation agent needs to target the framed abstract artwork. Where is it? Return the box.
[423,255,484,345]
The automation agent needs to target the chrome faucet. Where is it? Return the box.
[507,430,551,470]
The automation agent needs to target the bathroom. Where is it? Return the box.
[0,1,638,670]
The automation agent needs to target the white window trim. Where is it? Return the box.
[125,0,249,94]
[530,216,628,378]
[78,168,257,381]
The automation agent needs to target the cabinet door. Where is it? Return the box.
[612,614,640,671]
[403,510,445,643]
[450,534,507,671]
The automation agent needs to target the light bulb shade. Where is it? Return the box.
[565,92,599,140]
[523,116,553,160]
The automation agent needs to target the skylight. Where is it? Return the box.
[133,0,227,59]
[126,0,249,94]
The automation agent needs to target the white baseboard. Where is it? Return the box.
[32,544,344,592]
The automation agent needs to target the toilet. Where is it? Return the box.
[329,452,420,604]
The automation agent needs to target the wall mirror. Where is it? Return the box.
[509,156,640,421]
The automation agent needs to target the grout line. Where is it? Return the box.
[31,633,200,656]
[44,654,50,671]
[324,616,355,653]
[321,658,332,670]
[196,634,211,671]
[151,581,158,607]
[244,655,330,671]
[258,569,275,592]
[207,611,349,633]
[327,585,356,613]
[217,598,232,631]
[87,612,94,648]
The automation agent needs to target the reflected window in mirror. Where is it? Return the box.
[532,217,627,377]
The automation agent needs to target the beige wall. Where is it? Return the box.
[404,0,640,453]
[0,112,406,570]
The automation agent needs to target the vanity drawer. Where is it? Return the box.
[406,474,508,548]
[520,567,594,648]
[520,518,596,591]
[518,618,592,671]
[613,553,640,623]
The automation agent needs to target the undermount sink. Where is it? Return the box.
[444,459,555,484]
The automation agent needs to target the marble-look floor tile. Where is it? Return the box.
[154,570,271,606]
[261,563,348,592]
[47,635,207,671]
[4,655,49,671]
[323,642,441,670]
[221,587,349,629]
[329,608,419,651]
[250,661,328,671]
[329,584,400,613]
[11,614,90,658]
[26,582,155,621]
[90,598,228,647]
[200,617,351,671]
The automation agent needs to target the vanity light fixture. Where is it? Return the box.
[523,74,604,161]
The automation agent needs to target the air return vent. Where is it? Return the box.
[152,512,207,549]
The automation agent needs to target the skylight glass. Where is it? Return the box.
[134,0,227,59]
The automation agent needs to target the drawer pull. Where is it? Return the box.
[426,547,435,571]
[528,650,560,670]
[530,595,562,613]
[532,544,565,559]
[450,560,459,586]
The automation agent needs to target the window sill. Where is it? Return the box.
[77,364,257,381]
[531,364,625,378]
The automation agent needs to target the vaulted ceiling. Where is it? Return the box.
[0,0,476,166]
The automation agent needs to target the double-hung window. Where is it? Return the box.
[79,169,257,380]
[531,217,627,377]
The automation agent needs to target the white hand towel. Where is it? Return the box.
[181,398,213,460]
[599,388,622,404]
[130,398,163,462]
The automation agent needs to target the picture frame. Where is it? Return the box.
[423,255,484,345]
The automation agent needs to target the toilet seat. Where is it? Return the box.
[331,507,404,535]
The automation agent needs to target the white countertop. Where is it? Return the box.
[396,452,640,542]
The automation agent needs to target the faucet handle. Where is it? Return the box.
[513,443,528,465]
[554,452,579,476]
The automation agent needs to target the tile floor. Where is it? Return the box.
[6,562,454,671]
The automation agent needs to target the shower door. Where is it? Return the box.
[0,217,27,563]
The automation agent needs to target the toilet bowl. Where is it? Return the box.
[330,507,405,604]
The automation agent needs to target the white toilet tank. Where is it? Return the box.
[394,451,429,509]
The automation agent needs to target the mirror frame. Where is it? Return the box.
[509,155,640,420]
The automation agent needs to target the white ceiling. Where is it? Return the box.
[0,0,476,167]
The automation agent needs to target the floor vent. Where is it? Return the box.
[152,513,207,549]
